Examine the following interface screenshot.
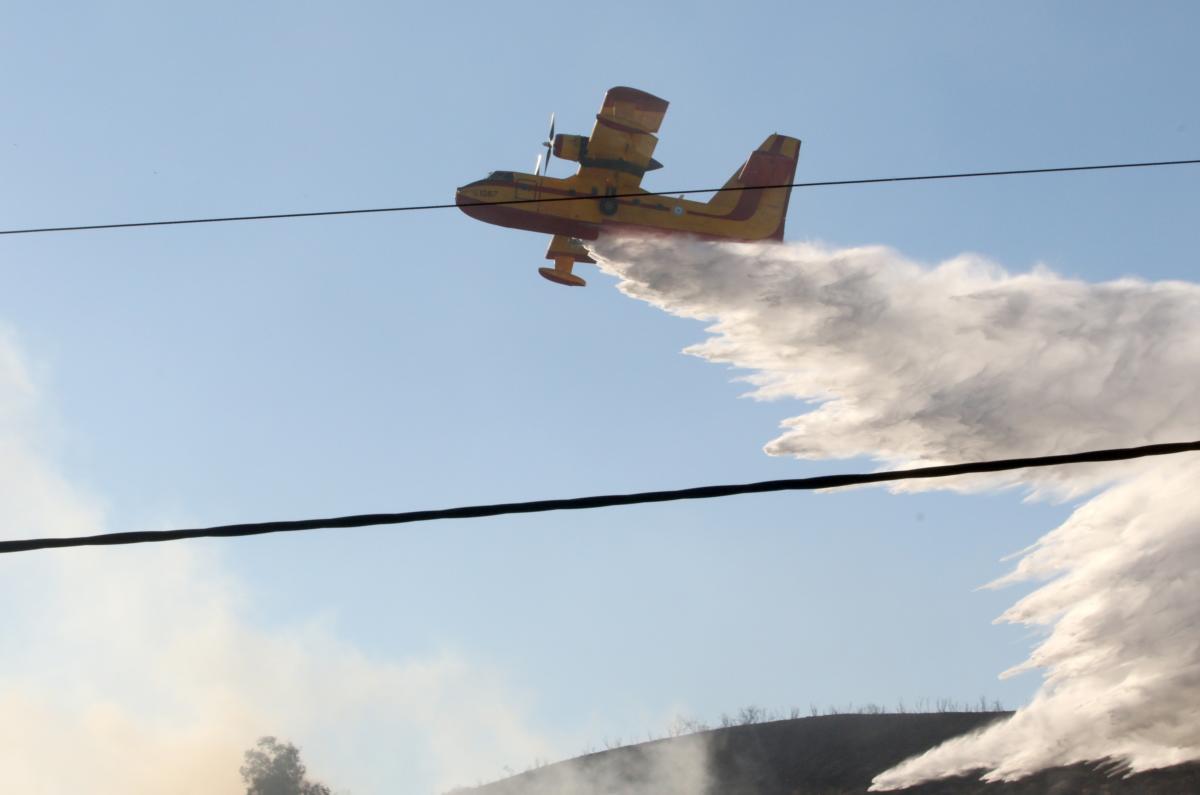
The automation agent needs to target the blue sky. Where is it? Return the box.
[1,2,1198,792]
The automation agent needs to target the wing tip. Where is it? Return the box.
[605,86,669,114]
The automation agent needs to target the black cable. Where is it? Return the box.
[1,158,1196,237]
[2,439,1196,555]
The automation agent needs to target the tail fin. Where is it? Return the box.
[707,134,801,241]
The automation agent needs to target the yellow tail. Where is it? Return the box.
[706,134,801,241]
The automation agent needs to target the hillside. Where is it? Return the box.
[463,713,1200,794]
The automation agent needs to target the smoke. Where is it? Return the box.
[0,327,553,795]
[588,235,1200,787]
[0,320,713,795]
[462,733,712,795]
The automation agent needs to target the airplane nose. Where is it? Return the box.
[456,180,480,202]
[455,185,479,216]
[455,180,492,220]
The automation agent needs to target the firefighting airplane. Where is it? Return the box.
[456,86,801,287]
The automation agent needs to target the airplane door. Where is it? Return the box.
[516,176,540,215]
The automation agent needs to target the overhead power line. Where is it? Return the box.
[2,438,1196,555]
[0,158,1196,237]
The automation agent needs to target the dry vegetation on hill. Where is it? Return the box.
[462,713,1200,795]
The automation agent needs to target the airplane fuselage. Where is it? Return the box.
[455,168,789,243]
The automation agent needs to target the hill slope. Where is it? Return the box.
[463,713,1200,794]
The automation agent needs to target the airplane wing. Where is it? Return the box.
[576,86,668,192]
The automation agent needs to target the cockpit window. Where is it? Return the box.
[487,171,514,182]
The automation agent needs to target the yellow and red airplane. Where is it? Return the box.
[456,86,801,287]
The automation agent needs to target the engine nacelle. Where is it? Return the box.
[552,134,589,162]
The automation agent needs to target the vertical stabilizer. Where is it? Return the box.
[707,134,801,240]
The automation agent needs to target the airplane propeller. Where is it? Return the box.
[534,112,555,176]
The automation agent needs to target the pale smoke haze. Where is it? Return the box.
[0,330,555,795]
[589,236,1200,787]
[465,733,712,795]
[0,322,710,795]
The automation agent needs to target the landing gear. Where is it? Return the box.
[538,258,586,287]
[540,235,594,287]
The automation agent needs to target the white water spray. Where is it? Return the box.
[589,235,1200,787]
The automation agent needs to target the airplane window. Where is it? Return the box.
[488,171,514,182]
